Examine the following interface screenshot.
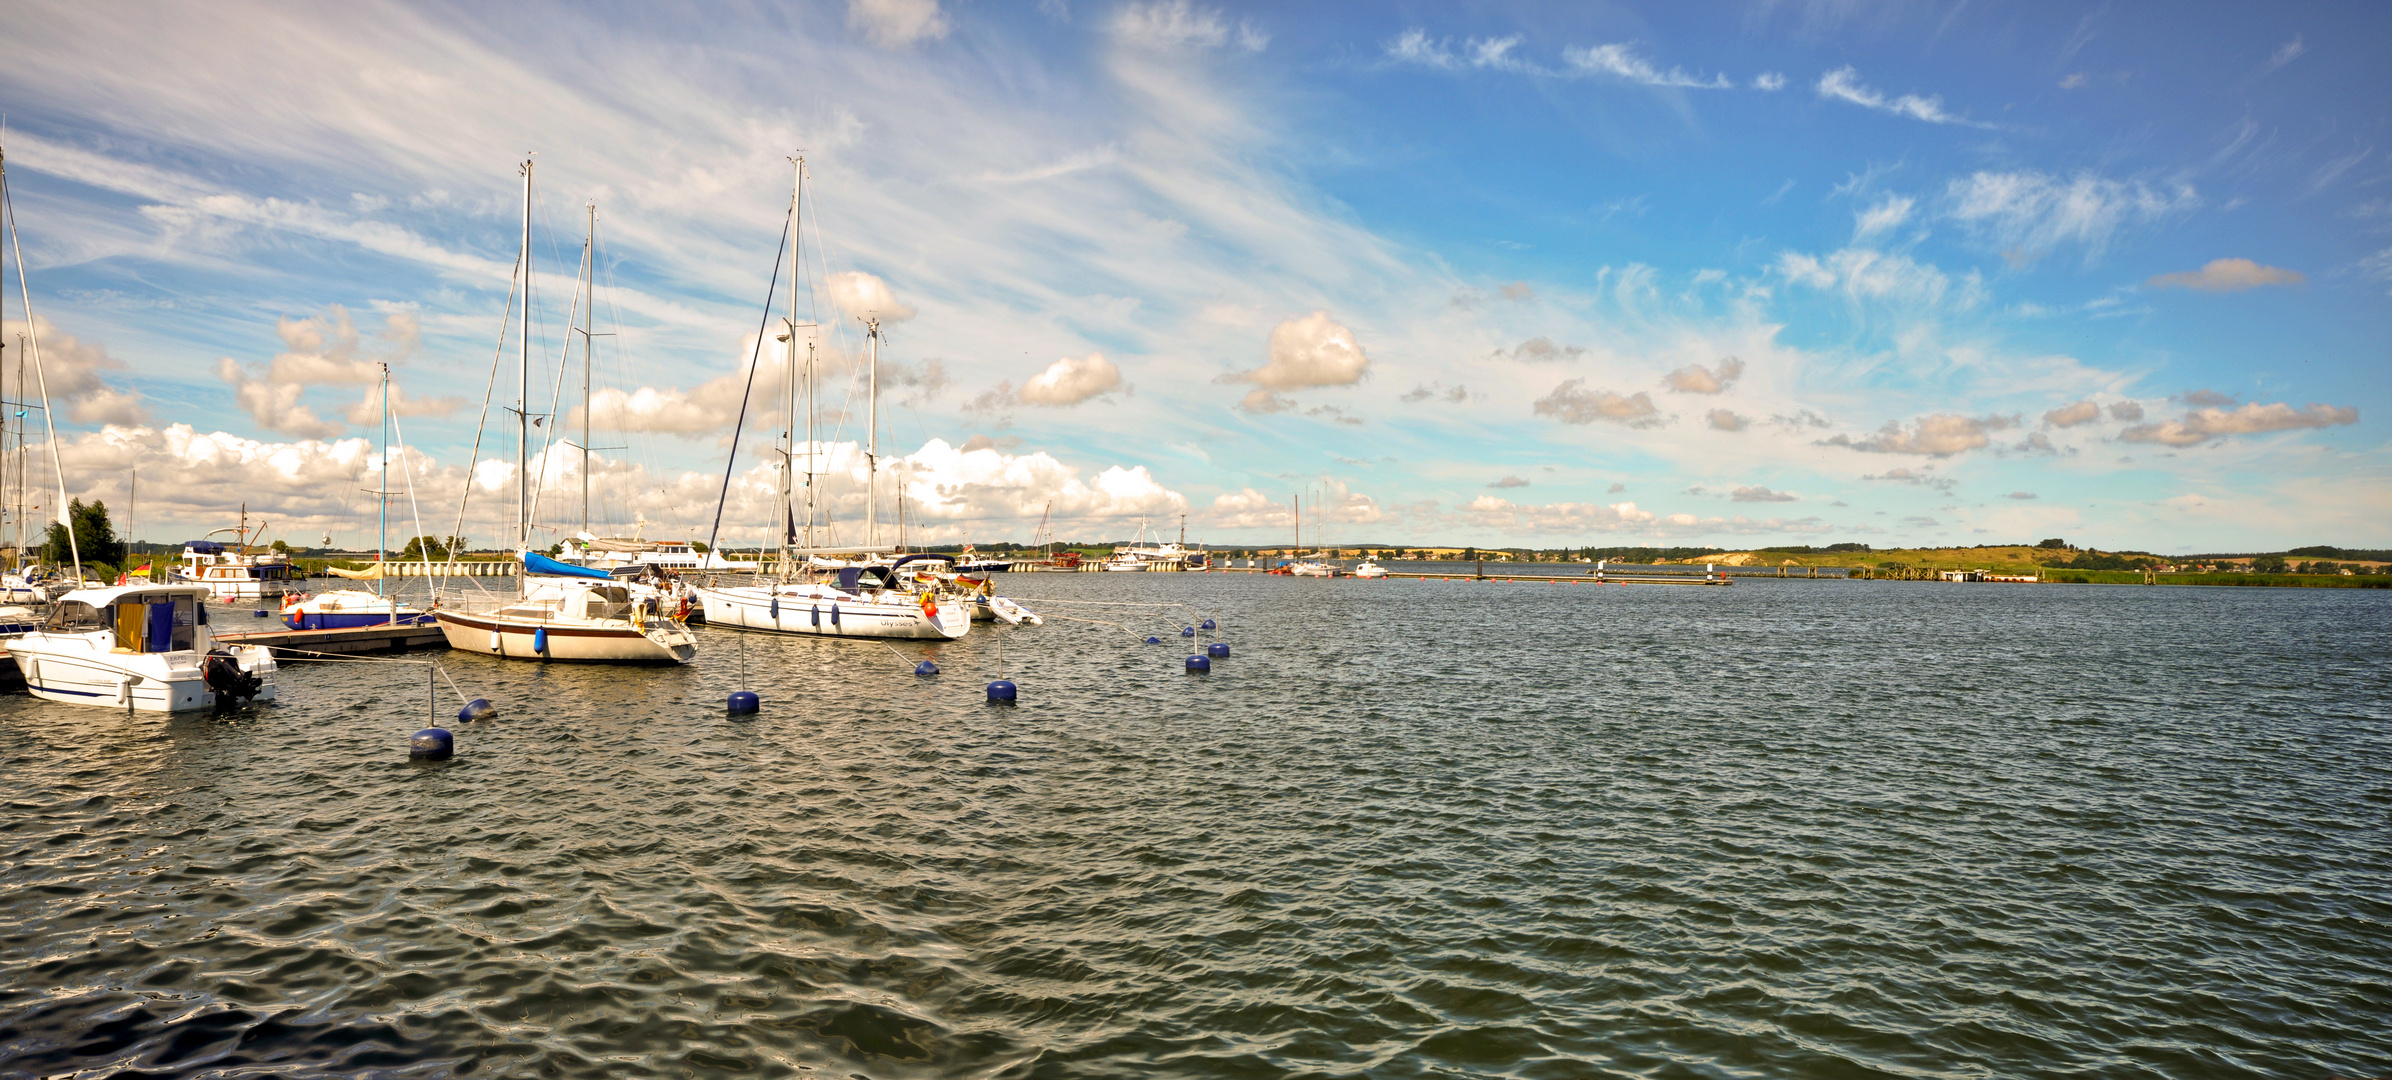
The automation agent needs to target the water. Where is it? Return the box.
[4,576,2388,1078]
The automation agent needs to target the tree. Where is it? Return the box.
[44,499,127,570]
[2037,538,2067,549]
[398,535,465,560]
[270,539,291,553]
[2250,555,2288,574]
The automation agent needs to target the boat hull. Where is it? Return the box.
[433,611,696,663]
[284,611,437,630]
[9,646,276,711]
[699,588,968,640]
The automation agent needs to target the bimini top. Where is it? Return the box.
[182,541,226,555]
[53,582,215,607]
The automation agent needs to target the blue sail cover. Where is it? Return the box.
[521,550,613,580]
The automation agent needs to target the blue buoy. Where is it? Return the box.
[1200,618,1216,630]
[986,679,1017,703]
[456,698,496,722]
[811,605,820,627]
[1207,642,1230,659]
[769,597,779,619]
[409,727,454,760]
[1143,635,1160,645]
[253,609,268,618]
[532,626,548,654]
[831,603,841,627]
[727,690,760,714]
[914,660,939,676]
[1185,655,1211,673]
[1180,626,1195,637]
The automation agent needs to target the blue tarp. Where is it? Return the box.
[521,550,612,580]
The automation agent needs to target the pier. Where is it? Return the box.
[214,623,450,656]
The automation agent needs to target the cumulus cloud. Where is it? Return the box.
[1731,486,1796,503]
[1499,281,1535,300]
[2119,401,2359,447]
[1777,248,1976,307]
[2,316,150,426]
[2109,401,2145,422]
[2005,491,2038,499]
[826,271,916,322]
[1852,195,1915,240]
[847,0,949,48]
[892,437,1186,530]
[215,306,450,438]
[1816,66,1986,126]
[1825,413,2018,456]
[1946,171,2197,262]
[1237,389,1295,414]
[574,334,799,436]
[1498,336,1584,363]
[1230,311,1371,390]
[1561,43,1730,88]
[2043,400,2102,427]
[1706,409,1746,431]
[1015,352,1127,406]
[1862,467,1955,491]
[1753,72,1786,91]
[1488,475,1529,489]
[2146,258,2305,292]
[2181,389,2236,407]
[1532,380,1662,427]
[1664,356,1744,394]
[1458,495,1657,534]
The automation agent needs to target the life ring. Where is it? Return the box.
[918,590,937,620]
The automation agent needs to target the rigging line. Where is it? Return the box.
[386,400,438,582]
[527,229,591,532]
[702,201,795,559]
[0,153,78,579]
[443,246,522,595]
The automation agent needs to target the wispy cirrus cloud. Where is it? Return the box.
[1816,66,1990,127]
[1388,30,1732,89]
[1945,170,2198,263]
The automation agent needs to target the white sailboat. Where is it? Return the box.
[0,145,278,708]
[431,159,697,664]
[696,157,966,640]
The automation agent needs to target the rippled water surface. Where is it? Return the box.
[4,575,2389,1079]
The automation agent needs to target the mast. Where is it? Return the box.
[865,316,880,546]
[1292,493,1299,558]
[516,155,532,585]
[2,143,80,580]
[377,363,389,598]
[580,201,594,541]
[779,156,801,579]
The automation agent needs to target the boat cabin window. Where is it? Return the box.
[583,586,632,620]
[98,594,202,652]
[44,601,108,632]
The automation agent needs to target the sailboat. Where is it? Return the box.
[0,142,278,708]
[696,157,967,640]
[431,158,697,664]
[285,364,436,629]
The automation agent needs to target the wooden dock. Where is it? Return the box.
[213,623,451,656]
[1205,567,1730,585]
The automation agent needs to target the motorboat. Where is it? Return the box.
[2,569,54,603]
[175,539,301,601]
[280,589,435,630]
[1290,560,1339,578]
[1352,560,1388,579]
[0,604,43,634]
[434,552,697,663]
[7,583,277,710]
[700,553,970,639]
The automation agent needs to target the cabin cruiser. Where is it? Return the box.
[1352,559,1388,579]
[175,540,300,601]
[1290,558,1339,578]
[556,533,759,572]
[8,583,278,710]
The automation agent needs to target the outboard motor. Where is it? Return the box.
[203,648,265,706]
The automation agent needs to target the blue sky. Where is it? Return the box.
[0,0,2383,553]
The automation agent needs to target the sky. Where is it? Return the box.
[0,0,2384,555]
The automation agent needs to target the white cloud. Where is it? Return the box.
[1731,486,1795,502]
[1015,352,1128,406]
[1852,194,1915,241]
[1489,475,1529,489]
[2109,401,2146,422]
[1561,43,1730,89]
[2005,491,2037,499]
[1945,170,2197,262]
[2120,402,2359,447]
[2146,258,2305,292]
[826,271,918,323]
[1499,336,1585,363]
[1707,409,1746,431]
[1112,1,1261,52]
[1664,357,1744,394]
[2,316,151,426]
[2043,400,2101,427]
[1231,311,1371,390]
[847,0,950,48]
[1532,380,1662,427]
[1458,495,1657,533]
[1777,248,1976,307]
[1824,413,2018,456]
[214,305,459,438]
[1753,72,1786,91]
[2256,35,2305,78]
[1815,66,1987,127]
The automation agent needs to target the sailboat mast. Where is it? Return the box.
[865,316,880,547]
[517,156,532,567]
[377,363,389,599]
[780,156,801,578]
[581,201,595,540]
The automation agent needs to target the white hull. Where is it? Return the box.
[699,585,968,639]
[433,611,695,663]
[8,590,278,713]
[174,575,299,601]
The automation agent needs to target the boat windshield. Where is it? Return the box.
[44,601,107,632]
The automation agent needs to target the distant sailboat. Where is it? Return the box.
[285,363,436,629]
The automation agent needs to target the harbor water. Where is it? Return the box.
[3,575,2387,1078]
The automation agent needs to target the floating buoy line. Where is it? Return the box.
[257,646,492,761]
